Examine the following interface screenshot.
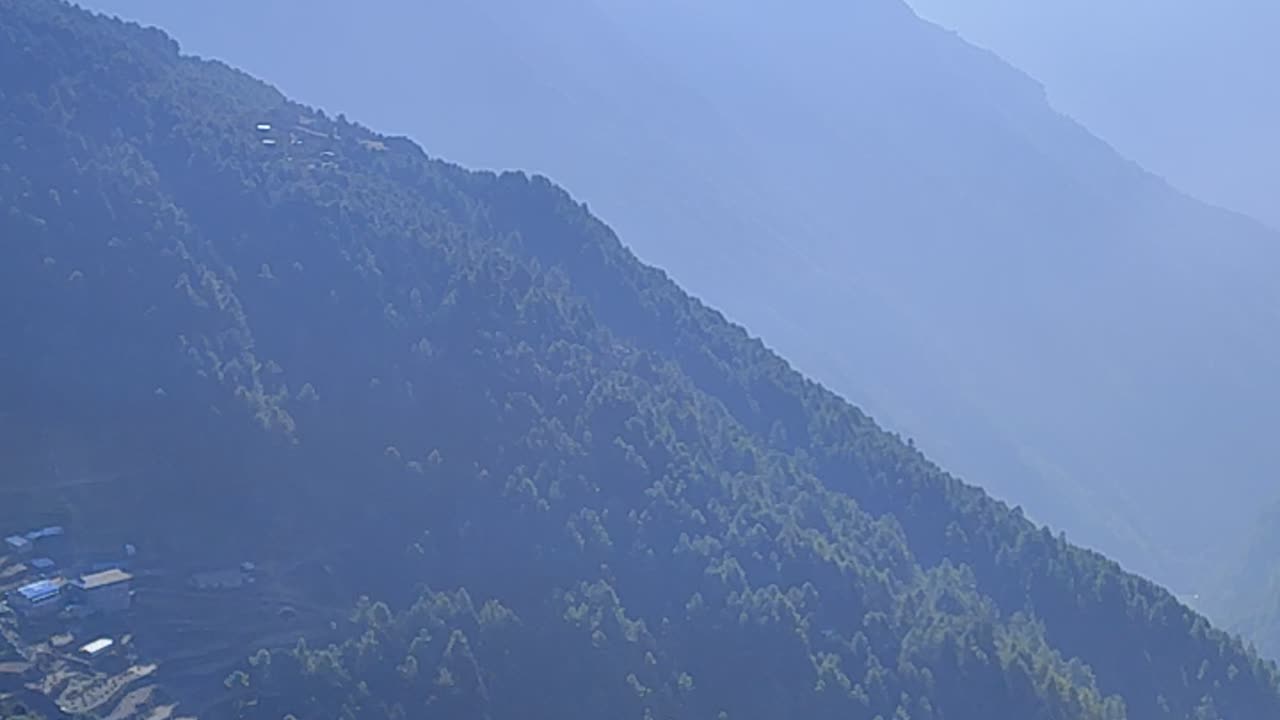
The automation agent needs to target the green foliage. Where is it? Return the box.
[2,1,1279,719]
[0,697,46,720]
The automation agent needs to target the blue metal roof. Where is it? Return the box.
[24,526,65,541]
[5,535,30,548]
[17,579,60,603]
[30,558,56,570]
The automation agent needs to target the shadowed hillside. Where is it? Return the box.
[2,1,1279,718]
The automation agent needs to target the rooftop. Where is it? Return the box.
[16,578,62,602]
[77,568,133,590]
[80,638,114,655]
[30,557,56,570]
[5,535,30,548]
[24,526,64,541]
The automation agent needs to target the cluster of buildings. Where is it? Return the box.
[5,525,64,559]
[253,117,345,173]
[3,525,134,621]
[9,568,134,620]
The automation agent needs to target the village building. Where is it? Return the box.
[70,568,133,613]
[9,578,65,617]
[4,535,31,554]
[24,526,64,542]
[17,527,67,559]
[79,637,114,658]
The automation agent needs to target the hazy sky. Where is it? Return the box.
[905,0,1280,228]
[86,0,1280,230]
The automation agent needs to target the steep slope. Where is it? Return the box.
[1218,504,1280,660]
[76,0,1280,597]
[3,1,1280,719]
[905,0,1280,229]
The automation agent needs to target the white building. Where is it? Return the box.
[80,637,114,658]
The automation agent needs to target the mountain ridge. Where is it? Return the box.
[3,1,1280,717]
[90,0,1280,598]
[905,0,1280,230]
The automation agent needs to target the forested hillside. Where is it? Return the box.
[2,1,1279,718]
[77,0,1280,601]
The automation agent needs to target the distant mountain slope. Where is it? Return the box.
[77,0,1280,599]
[1218,504,1280,660]
[906,0,1280,229]
[3,1,1280,718]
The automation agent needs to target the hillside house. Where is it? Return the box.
[4,535,31,554]
[71,569,133,613]
[80,637,114,658]
[24,526,64,541]
[20,527,67,558]
[9,578,64,617]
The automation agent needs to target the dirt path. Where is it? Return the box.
[57,663,157,715]
[102,683,156,720]
[142,702,179,720]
